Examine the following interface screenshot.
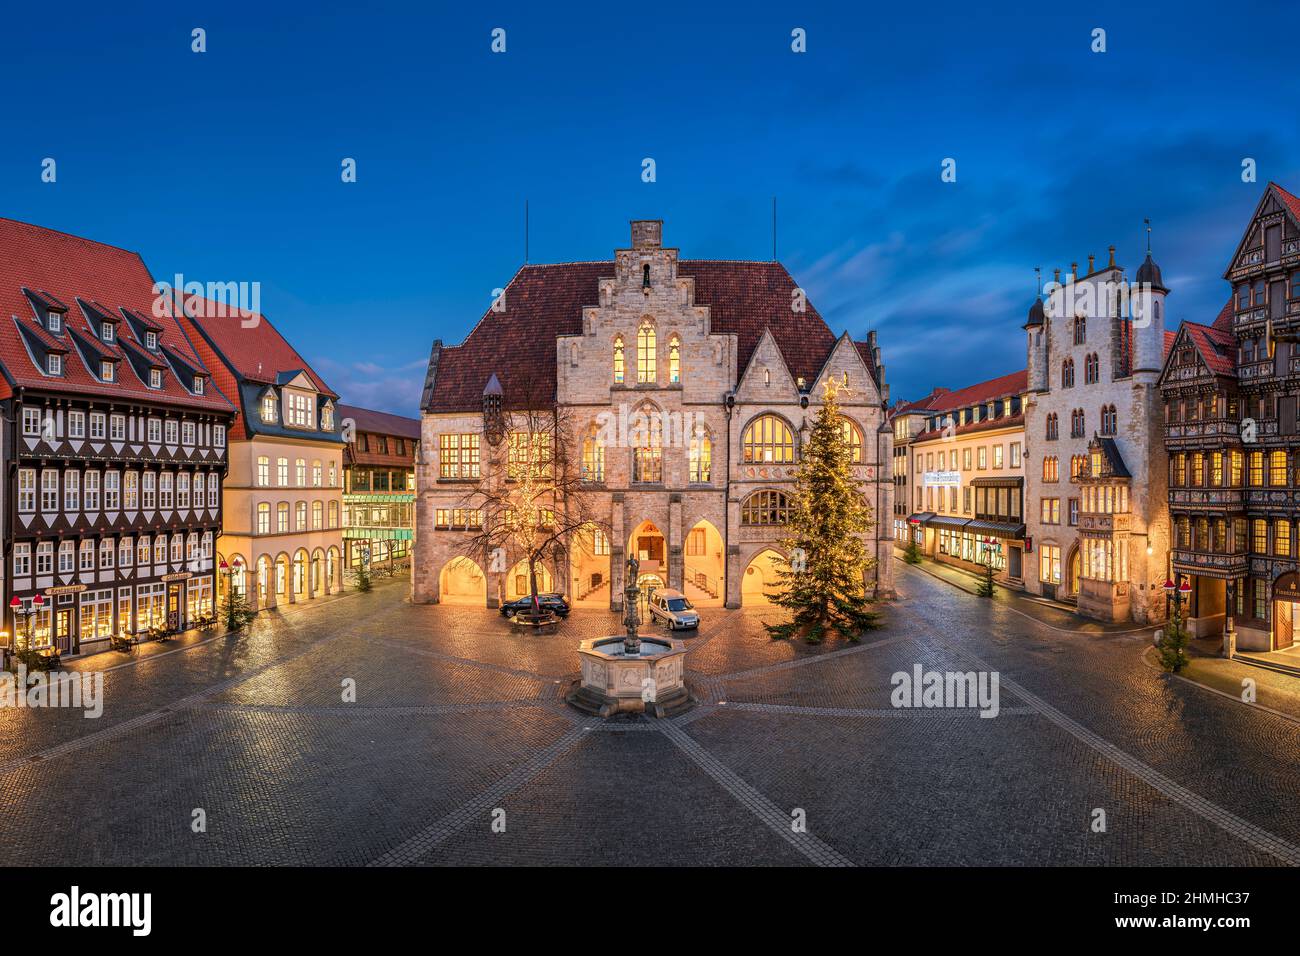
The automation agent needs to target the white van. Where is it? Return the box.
[648,589,699,630]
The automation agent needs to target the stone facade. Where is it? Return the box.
[413,220,893,611]
[1021,253,1171,624]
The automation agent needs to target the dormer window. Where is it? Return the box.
[101,360,115,382]
[146,331,158,351]
[149,368,163,389]
[261,393,278,423]
[101,322,115,343]
[47,311,62,334]
[194,375,205,395]
[286,392,315,428]
[321,402,334,431]
[47,353,62,375]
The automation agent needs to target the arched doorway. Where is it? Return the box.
[571,524,613,606]
[293,549,309,600]
[683,519,724,605]
[326,547,339,593]
[627,520,666,574]
[440,557,487,605]
[742,548,786,606]
[257,556,272,606]
[1066,544,1081,600]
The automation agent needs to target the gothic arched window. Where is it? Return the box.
[613,337,625,384]
[637,321,656,384]
[669,335,681,384]
[742,414,795,464]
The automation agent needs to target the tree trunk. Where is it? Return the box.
[528,556,541,622]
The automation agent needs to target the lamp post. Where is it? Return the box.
[9,593,44,653]
[220,556,244,600]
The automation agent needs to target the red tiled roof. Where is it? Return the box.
[336,403,421,440]
[1181,322,1237,377]
[174,296,336,393]
[1271,182,1300,224]
[914,411,1025,443]
[918,369,1027,413]
[425,260,878,412]
[1211,296,1233,331]
[0,217,232,411]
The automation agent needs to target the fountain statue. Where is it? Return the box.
[566,554,692,717]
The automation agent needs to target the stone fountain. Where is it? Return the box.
[566,555,692,718]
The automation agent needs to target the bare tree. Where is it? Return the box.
[457,382,606,622]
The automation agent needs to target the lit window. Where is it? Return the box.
[741,490,790,525]
[669,336,681,384]
[101,360,114,381]
[438,434,480,479]
[689,430,711,483]
[839,418,863,463]
[631,411,662,483]
[637,321,656,384]
[613,337,625,384]
[261,393,277,423]
[742,414,795,464]
[581,431,605,482]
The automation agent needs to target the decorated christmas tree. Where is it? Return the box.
[765,380,880,643]
[1157,600,1191,673]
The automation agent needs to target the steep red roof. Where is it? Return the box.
[425,260,878,412]
[1182,322,1237,377]
[336,403,420,440]
[889,387,950,420]
[1271,181,1300,224]
[175,295,336,395]
[1211,296,1233,331]
[914,411,1025,443]
[920,369,1027,413]
[0,217,232,411]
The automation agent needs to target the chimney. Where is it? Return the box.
[1108,245,1116,268]
[1087,254,1095,274]
[630,220,663,249]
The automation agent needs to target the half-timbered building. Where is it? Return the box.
[1159,182,1300,658]
[0,218,235,657]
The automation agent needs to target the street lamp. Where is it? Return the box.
[220,556,244,599]
[10,593,44,652]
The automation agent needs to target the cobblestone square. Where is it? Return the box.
[1,565,1297,867]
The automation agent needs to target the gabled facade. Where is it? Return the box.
[1158,182,1300,655]
[1022,246,1172,624]
[415,219,893,610]
[0,218,235,657]
[177,301,345,610]
[887,386,951,540]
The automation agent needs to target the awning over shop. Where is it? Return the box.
[970,476,1024,489]
[928,515,971,531]
[963,519,1026,539]
[907,512,935,524]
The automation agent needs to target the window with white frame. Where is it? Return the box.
[90,413,105,440]
[149,368,163,389]
[68,411,85,438]
[101,322,114,343]
[47,353,62,375]
[79,540,95,571]
[193,473,204,508]
[201,532,213,558]
[148,418,162,443]
[119,538,133,567]
[257,456,270,486]
[207,477,218,509]
[154,537,166,564]
[277,458,288,486]
[84,471,100,511]
[296,501,307,531]
[58,541,74,573]
[159,472,173,509]
[64,470,79,511]
[277,503,289,533]
[41,470,59,513]
[182,421,195,445]
[287,392,314,428]
[146,330,157,350]
[37,542,53,575]
[257,503,270,534]
[194,376,205,395]
[104,471,119,510]
[261,393,277,423]
[296,459,306,486]
[124,471,138,509]
[110,414,125,441]
[22,407,42,436]
[165,420,178,444]
[100,539,114,569]
[170,534,182,563]
[312,461,322,486]
[47,311,63,333]
[13,544,30,577]
[177,473,189,509]
[138,536,151,566]
[101,360,115,382]
[142,472,156,509]
[214,424,226,447]
[18,469,35,512]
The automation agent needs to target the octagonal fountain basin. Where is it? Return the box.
[566,635,693,718]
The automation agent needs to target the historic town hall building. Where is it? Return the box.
[1158,182,1300,657]
[0,218,235,656]
[414,220,893,610]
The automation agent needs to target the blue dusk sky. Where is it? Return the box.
[2,0,1298,414]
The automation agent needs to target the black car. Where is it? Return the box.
[499,593,571,617]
